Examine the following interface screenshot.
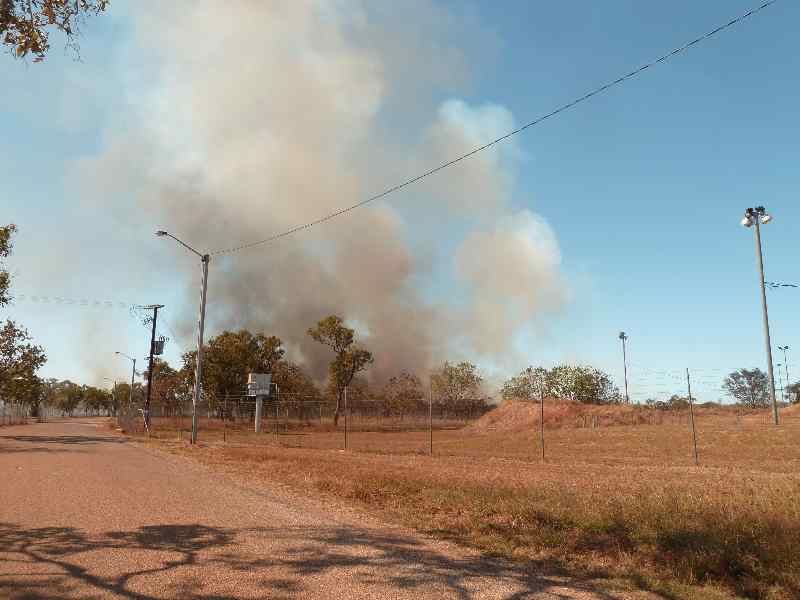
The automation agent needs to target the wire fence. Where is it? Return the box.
[0,401,68,426]
[0,401,28,426]
[117,393,800,469]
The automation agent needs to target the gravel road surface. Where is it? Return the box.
[0,419,631,599]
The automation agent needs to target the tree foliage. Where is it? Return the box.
[501,366,547,401]
[0,319,46,403]
[787,382,800,405]
[308,315,373,425]
[501,364,620,405]
[146,358,186,416]
[0,224,46,407]
[382,371,424,417]
[431,361,482,403]
[723,368,770,408]
[0,223,16,307]
[181,330,286,404]
[1,0,109,61]
[180,329,320,414]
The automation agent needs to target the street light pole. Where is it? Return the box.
[741,207,778,425]
[115,352,136,411]
[155,230,210,445]
[619,332,629,404]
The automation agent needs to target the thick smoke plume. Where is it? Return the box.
[80,1,567,384]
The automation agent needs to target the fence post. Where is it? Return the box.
[344,386,348,450]
[686,368,699,466]
[255,395,263,434]
[540,385,545,462]
[429,381,433,456]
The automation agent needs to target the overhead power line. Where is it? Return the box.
[210,0,779,256]
[767,281,798,288]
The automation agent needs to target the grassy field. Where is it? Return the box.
[137,404,800,599]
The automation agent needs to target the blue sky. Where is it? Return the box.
[2,0,798,402]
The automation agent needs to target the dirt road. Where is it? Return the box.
[0,419,624,599]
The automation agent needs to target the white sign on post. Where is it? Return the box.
[248,373,272,434]
[247,373,272,397]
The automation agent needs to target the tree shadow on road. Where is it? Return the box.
[0,521,624,599]
[0,522,236,600]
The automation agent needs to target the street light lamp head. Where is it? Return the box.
[741,216,754,228]
[155,230,168,237]
[619,331,627,340]
[761,214,773,225]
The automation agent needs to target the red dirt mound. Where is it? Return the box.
[466,399,658,433]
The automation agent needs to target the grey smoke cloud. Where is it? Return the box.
[77,0,568,384]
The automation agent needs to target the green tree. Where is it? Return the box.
[501,366,548,401]
[308,315,373,426]
[145,358,187,417]
[0,225,46,408]
[0,319,46,404]
[182,329,286,411]
[271,359,320,400]
[83,385,112,415]
[1,0,109,61]
[723,368,770,408]
[431,361,483,416]
[382,371,423,418]
[546,365,620,405]
[112,381,145,410]
[1,224,16,306]
[50,380,83,416]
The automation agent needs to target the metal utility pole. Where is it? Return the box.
[619,332,630,404]
[155,230,210,444]
[142,304,164,431]
[686,368,699,466]
[740,207,779,425]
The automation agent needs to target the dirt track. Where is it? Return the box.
[0,419,628,599]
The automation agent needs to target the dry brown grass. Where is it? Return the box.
[139,407,800,599]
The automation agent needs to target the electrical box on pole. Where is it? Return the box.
[152,337,167,356]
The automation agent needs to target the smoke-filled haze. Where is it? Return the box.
[74,0,568,383]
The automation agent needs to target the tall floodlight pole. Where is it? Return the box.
[115,352,136,410]
[778,345,790,402]
[618,332,630,404]
[741,207,778,425]
[155,230,210,444]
